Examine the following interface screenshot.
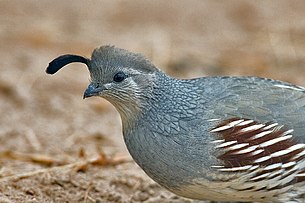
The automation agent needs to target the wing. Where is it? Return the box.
[204,77,305,142]
[204,77,305,200]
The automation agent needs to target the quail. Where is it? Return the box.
[46,46,305,203]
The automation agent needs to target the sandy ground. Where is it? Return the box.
[1,1,305,202]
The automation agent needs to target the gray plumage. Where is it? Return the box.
[47,45,305,203]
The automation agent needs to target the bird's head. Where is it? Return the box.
[46,46,160,122]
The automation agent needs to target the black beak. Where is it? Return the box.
[83,84,104,99]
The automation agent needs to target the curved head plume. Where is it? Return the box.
[46,54,90,74]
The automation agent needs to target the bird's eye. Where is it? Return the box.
[113,71,127,82]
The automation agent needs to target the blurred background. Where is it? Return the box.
[0,0,305,202]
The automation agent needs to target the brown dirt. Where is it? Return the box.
[1,1,305,202]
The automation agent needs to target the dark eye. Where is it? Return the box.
[113,71,127,82]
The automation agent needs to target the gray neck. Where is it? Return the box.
[144,73,205,129]
[122,73,210,190]
[122,72,206,135]
[112,72,162,133]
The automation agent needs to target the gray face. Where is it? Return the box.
[83,46,160,118]
[87,63,146,100]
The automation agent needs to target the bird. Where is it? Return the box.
[46,45,305,203]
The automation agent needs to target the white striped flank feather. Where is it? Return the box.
[209,117,305,201]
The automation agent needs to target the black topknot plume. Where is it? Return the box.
[46,54,90,74]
